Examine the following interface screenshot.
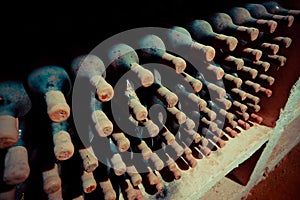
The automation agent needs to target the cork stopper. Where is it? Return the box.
[90,75,114,102]
[222,55,244,71]
[167,107,187,125]
[42,164,62,194]
[182,72,203,93]
[99,179,117,200]
[250,113,264,124]
[272,36,292,48]
[256,19,278,33]
[150,152,164,171]
[170,140,185,157]
[187,93,207,111]
[214,34,238,51]
[161,53,187,74]
[128,98,148,121]
[215,98,232,110]
[165,155,182,180]
[237,119,251,130]
[161,127,175,145]
[137,141,152,160]
[236,26,259,41]
[191,42,216,62]
[78,146,99,173]
[233,100,248,113]
[156,86,178,108]
[147,167,159,185]
[224,126,238,138]
[130,63,154,87]
[240,66,258,79]
[91,110,113,137]
[110,154,126,176]
[239,47,262,61]
[53,130,74,161]
[81,171,97,193]
[207,83,226,99]
[260,43,280,55]
[111,132,130,152]
[123,179,137,200]
[231,88,247,101]
[206,64,225,80]
[47,187,63,200]
[3,146,30,185]
[0,115,19,149]
[224,73,243,88]
[45,90,70,122]
[202,107,217,121]
[126,165,142,186]
[272,14,294,27]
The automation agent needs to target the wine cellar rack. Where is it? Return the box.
[1,0,300,200]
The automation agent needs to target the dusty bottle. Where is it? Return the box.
[186,19,239,52]
[207,12,260,42]
[262,1,300,17]
[3,117,30,185]
[166,26,216,62]
[106,43,154,88]
[244,3,294,27]
[227,7,278,33]
[71,54,114,102]
[0,81,32,149]
[137,34,187,74]
[27,65,71,123]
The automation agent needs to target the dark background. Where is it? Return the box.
[2,0,297,82]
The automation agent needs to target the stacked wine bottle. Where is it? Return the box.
[0,1,299,200]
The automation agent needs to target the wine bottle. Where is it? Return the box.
[254,73,275,87]
[166,26,216,62]
[244,3,294,27]
[214,119,238,138]
[207,12,260,42]
[196,73,227,99]
[92,161,117,200]
[236,66,258,80]
[232,45,263,62]
[257,42,280,55]
[59,150,85,199]
[224,93,248,113]
[261,53,287,67]
[81,170,97,194]
[213,50,244,71]
[201,127,226,148]
[124,79,148,121]
[181,72,203,93]
[174,83,207,112]
[271,36,293,48]
[186,19,239,52]
[137,34,186,74]
[106,43,154,87]
[242,58,271,73]
[78,145,99,173]
[51,121,75,161]
[207,100,235,123]
[27,65,71,123]
[3,117,30,185]
[134,68,179,111]
[140,166,165,195]
[42,163,62,195]
[262,1,300,17]
[227,7,278,33]
[91,100,113,138]
[71,54,114,102]
[221,73,243,89]
[117,173,139,200]
[0,81,32,149]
